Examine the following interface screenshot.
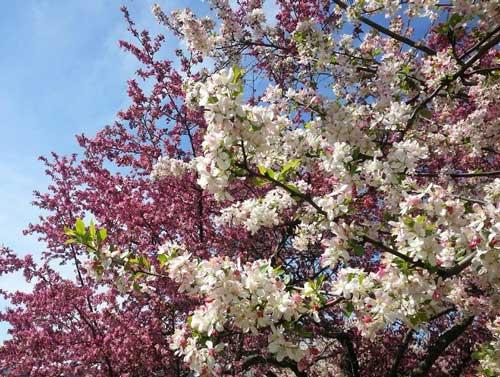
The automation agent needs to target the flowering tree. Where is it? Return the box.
[1,1,500,376]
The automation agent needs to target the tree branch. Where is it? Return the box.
[414,170,500,178]
[362,235,432,270]
[387,328,414,377]
[332,0,436,55]
[363,236,475,280]
[438,252,476,279]
[410,316,475,377]
[405,31,500,130]
[460,25,500,60]
[387,308,457,377]
[336,332,361,377]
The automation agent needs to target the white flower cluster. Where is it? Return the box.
[243,8,267,38]
[293,20,334,69]
[268,329,309,363]
[386,140,428,174]
[390,185,499,281]
[186,68,245,199]
[187,68,288,200]
[320,221,354,268]
[376,101,412,131]
[170,9,216,56]
[484,178,500,204]
[319,142,355,179]
[349,0,438,20]
[164,244,316,374]
[170,328,224,376]
[331,265,445,338]
[215,188,296,234]
[470,203,500,290]
[421,49,459,89]
[150,156,193,180]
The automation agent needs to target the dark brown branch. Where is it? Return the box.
[460,25,500,60]
[362,235,431,270]
[438,252,476,279]
[410,316,475,377]
[387,328,414,377]
[336,333,360,377]
[414,170,500,178]
[454,196,486,205]
[406,31,500,130]
[387,308,457,377]
[363,236,474,279]
[332,0,436,55]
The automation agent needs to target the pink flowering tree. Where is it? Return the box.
[2,1,500,376]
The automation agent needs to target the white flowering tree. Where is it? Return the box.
[67,1,500,376]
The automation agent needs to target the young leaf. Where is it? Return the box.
[75,218,86,236]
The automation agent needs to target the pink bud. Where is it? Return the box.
[407,196,421,207]
[292,293,303,304]
[468,236,481,249]
[432,290,441,301]
[362,315,373,324]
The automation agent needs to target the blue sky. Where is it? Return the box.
[0,0,209,340]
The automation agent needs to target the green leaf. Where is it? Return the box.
[293,31,304,43]
[89,221,96,240]
[157,254,168,267]
[471,350,483,360]
[257,165,268,176]
[344,301,355,317]
[394,258,412,275]
[401,65,412,75]
[436,24,449,36]
[409,310,428,326]
[448,13,463,28]
[348,240,365,256]
[133,271,144,280]
[252,176,269,187]
[139,255,151,269]
[285,184,301,197]
[403,216,415,228]
[266,169,277,180]
[231,66,245,84]
[98,228,107,242]
[259,263,269,272]
[75,219,86,236]
[415,215,427,224]
[283,274,291,285]
[273,266,285,276]
[64,226,75,236]
[281,159,301,176]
